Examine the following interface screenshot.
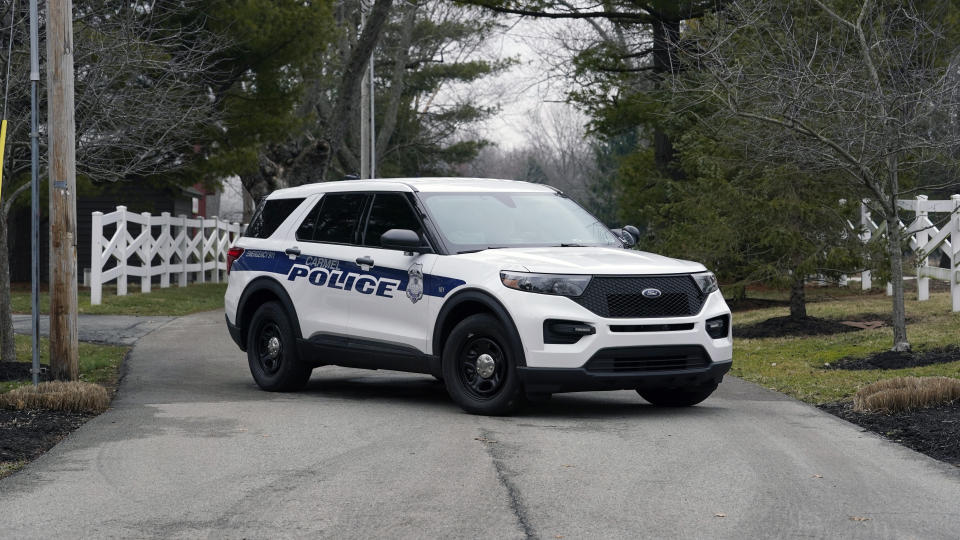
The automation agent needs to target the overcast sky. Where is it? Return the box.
[444,14,591,149]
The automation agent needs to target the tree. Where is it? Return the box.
[620,119,864,319]
[672,0,960,350]
[461,1,720,178]
[0,0,224,362]
[239,0,508,196]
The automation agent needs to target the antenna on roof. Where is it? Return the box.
[343,174,360,181]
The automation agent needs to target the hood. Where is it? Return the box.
[456,247,708,275]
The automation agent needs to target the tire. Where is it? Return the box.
[637,382,717,407]
[246,302,312,392]
[442,314,525,415]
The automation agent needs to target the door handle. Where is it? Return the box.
[356,255,375,267]
[285,247,301,256]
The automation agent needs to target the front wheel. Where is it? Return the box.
[637,382,718,407]
[246,302,312,392]
[442,314,525,415]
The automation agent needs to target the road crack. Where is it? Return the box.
[478,428,536,540]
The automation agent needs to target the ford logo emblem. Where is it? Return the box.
[642,288,662,298]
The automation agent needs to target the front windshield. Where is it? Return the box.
[419,191,621,253]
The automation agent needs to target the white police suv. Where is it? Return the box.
[224,178,732,415]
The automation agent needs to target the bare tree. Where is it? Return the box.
[0,0,224,362]
[672,0,960,351]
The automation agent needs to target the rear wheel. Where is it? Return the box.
[442,314,524,415]
[246,302,312,391]
[637,382,717,407]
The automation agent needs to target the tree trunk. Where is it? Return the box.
[0,211,16,362]
[651,17,681,180]
[789,276,807,320]
[886,212,910,352]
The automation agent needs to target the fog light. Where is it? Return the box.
[544,319,595,344]
[705,314,730,339]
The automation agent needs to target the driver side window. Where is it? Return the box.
[362,193,424,247]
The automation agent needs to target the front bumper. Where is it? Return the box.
[519,360,731,394]
[501,288,733,369]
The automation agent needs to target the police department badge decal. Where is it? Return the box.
[406,263,424,304]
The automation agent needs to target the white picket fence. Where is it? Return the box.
[856,194,960,312]
[90,206,243,305]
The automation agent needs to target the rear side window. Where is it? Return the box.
[300,193,368,244]
[363,193,423,247]
[245,197,305,239]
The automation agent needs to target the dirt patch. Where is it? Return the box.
[0,362,49,382]
[820,401,960,467]
[0,408,94,462]
[736,316,861,338]
[830,346,960,370]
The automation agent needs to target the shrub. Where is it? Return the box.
[853,376,960,413]
[0,381,110,413]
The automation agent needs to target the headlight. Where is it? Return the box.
[500,272,591,297]
[692,271,719,295]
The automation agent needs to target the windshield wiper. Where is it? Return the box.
[558,243,587,247]
[457,246,508,254]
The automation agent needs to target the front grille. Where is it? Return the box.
[585,346,710,373]
[571,275,705,318]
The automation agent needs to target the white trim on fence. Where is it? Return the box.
[90,206,243,305]
[857,195,960,312]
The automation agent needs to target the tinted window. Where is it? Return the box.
[313,193,368,244]
[244,197,305,239]
[296,200,323,241]
[363,193,423,247]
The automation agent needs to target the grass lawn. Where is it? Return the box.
[732,290,960,404]
[1,335,129,394]
[11,282,227,317]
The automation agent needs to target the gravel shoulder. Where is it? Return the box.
[1,310,958,538]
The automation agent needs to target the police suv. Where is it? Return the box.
[224,178,732,415]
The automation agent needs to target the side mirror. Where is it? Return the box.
[611,227,637,248]
[381,228,430,254]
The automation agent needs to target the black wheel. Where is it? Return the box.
[246,302,312,392]
[442,314,525,415]
[637,382,718,407]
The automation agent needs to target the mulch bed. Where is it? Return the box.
[819,401,960,467]
[736,316,862,338]
[0,362,49,382]
[736,312,916,339]
[829,346,960,370]
[0,408,94,462]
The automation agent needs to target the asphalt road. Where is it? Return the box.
[1,310,959,539]
[12,313,175,345]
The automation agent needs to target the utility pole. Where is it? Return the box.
[29,0,40,386]
[47,0,79,380]
[359,0,376,179]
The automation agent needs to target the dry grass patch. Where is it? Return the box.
[0,381,110,414]
[853,376,960,413]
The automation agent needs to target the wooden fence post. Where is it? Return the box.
[951,194,960,312]
[117,206,128,297]
[160,212,170,288]
[179,214,188,287]
[916,195,929,301]
[91,211,103,305]
[861,202,872,290]
[141,211,152,294]
[212,216,221,284]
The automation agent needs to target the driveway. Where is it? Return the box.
[1,310,958,538]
